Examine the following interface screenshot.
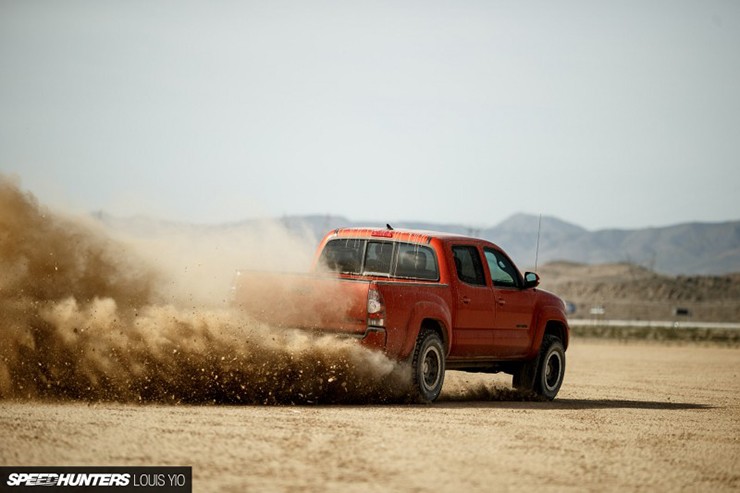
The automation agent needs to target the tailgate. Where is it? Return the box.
[233,270,370,335]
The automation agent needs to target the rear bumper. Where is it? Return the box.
[299,326,387,352]
[347,327,387,351]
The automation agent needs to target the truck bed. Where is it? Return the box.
[232,270,372,335]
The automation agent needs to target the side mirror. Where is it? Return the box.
[523,271,540,288]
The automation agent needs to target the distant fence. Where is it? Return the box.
[568,318,740,344]
[569,319,740,330]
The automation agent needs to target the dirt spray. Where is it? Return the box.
[0,176,411,404]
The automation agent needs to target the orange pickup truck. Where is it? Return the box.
[233,227,570,402]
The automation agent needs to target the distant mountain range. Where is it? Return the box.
[93,212,740,275]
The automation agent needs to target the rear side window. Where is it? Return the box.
[318,239,439,280]
[395,243,438,280]
[452,245,486,286]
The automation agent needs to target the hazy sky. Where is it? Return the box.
[1,0,738,230]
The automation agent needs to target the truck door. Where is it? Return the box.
[483,248,534,357]
[449,245,496,357]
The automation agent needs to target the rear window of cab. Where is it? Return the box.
[318,238,439,281]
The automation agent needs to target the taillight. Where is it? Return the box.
[367,283,386,327]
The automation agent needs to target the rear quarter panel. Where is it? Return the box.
[376,282,453,360]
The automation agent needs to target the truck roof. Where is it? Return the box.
[329,227,487,245]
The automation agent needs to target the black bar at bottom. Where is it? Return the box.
[0,467,191,493]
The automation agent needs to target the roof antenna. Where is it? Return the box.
[386,223,394,230]
[534,213,542,272]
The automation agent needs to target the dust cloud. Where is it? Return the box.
[0,176,410,404]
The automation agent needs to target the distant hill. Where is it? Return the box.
[92,212,740,275]
[536,261,740,322]
[479,214,740,275]
[272,213,740,275]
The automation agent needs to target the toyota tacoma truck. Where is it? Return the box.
[233,227,570,402]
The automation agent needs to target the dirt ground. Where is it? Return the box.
[1,339,739,492]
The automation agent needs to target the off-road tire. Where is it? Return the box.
[513,334,565,400]
[411,331,445,403]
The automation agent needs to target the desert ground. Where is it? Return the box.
[1,180,739,491]
[1,339,738,492]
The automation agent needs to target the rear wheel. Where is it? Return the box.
[411,331,445,402]
[513,335,565,400]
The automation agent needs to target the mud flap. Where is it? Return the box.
[512,357,538,392]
